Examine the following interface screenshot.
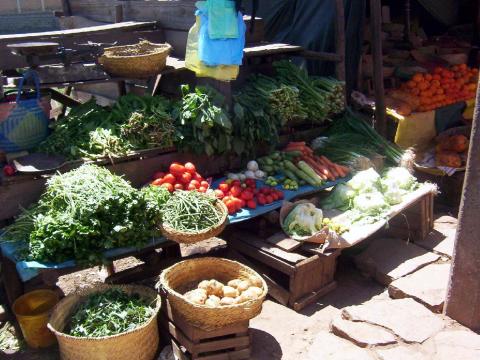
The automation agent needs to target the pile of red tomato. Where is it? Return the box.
[151,162,209,193]
[215,179,284,215]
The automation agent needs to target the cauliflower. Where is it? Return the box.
[283,203,323,238]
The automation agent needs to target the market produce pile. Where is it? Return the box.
[38,95,175,160]
[387,64,479,115]
[3,165,170,264]
[435,134,469,168]
[184,277,264,307]
[322,167,419,226]
[67,289,155,337]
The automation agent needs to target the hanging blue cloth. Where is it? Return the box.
[207,0,239,39]
[196,5,246,66]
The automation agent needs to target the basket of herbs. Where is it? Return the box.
[48,284,160,360]
[160,190,228,244]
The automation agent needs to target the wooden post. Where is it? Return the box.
[444,72,480,331]
[61,0,72,16]
[370,0,386,136]
[115,4,124,23]
[334,0,346,82]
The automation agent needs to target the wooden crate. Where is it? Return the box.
[226,230,340,311]
[159,298,251,360]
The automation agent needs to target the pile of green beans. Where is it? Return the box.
[162,191,223,233]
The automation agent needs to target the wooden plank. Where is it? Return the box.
[263,273,290,306]
[301,50,342,62]
[293,281,338,311]
[199,348,251,360]
[228,236,296,275]
[265,232,302,252]
[334,0,346,81]
[244,43,303,57]
[239,235,307,264]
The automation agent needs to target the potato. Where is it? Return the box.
[248,276,263,288]
[246,286,263,297]
[184,289,207,305]
[198,279,224,297]
[205,295,221,307]
[222,286,239,298]
[227,279,242,289]
[239,287,261,302]
[237,280,251,292]
[220,297,236,306]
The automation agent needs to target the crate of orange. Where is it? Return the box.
[399,64,478,113]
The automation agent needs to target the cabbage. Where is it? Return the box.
[321,183,355,210]
[352,191,388,216]
[382,179,407,205]
[348,168,381,193]
[283,203,324,238]
[382,167,417,191]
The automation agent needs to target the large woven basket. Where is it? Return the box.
[48,284,161,360]
[158,257,268,331]
[98,40,172,79]
[160,200,228,244]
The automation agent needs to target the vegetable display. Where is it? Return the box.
[162,191,224,233]
[184,277,264,307]
[67,289,155,337]
[150,162,208,193]
[37,95,175,160]
[4,165,169,264]
[174,85,233,156]
[435,134,469,168]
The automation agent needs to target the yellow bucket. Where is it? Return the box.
[12,289,59,348]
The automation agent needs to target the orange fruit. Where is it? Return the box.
[412,73,424,83]
[406,80,416,89]
[425,74,433,81]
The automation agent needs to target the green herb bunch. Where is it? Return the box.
[67,289,155,337]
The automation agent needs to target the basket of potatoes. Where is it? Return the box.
[158,257,268,331]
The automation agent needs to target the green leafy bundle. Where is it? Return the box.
[67,289,155,337]
[3,165,170,264]
[174,85,233,156]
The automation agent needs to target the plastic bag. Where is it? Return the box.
[207,0,239,39]
[185,16,239,81]
[198,9,245,66]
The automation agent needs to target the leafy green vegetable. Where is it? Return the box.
[4,165,169,264]
[67,289,155,337]
[321,183,355,210]
[283,203,323,239]
[174,85,233,156]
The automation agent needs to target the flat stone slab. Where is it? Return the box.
[376,345,430,360]
[307,331,376,360]
[354,237,441,285]
[342,298,445,343]
[330,317,397,348]
[431,330,480,360]
[388,263,450,313]
[416,215,456,258]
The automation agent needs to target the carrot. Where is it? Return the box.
[288,141,306,147]
[302,157,328,180]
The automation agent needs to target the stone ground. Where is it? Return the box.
[2,214,480,359]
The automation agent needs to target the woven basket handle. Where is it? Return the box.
[16,70,41,103]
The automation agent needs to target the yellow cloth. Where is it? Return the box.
[463,99,475,120]
[394,110,436,151]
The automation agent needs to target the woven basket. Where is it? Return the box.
[48,284,161,360]
[158,257,268,331]
[98,40,172,79]
[160,200,228,244]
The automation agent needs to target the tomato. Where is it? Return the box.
[247,200,257,209]
[190,179,201,189]
[265,195,273,204]
[198,186,207,193]
[260,187,269,194]
[218,183,230,193]
[230,185,242,197]
[184,162,196,174]
[271,193,279,201]
[232,180,241,187]
[241,191,253,201]
[170,163,185,176]
[180,172,192,184]
[257,195,266,205]
[163,173,176,184]
[174,183,184,190]
[224,199,236,214]
[152,171,165,180]
[151,178,164,186]
[276,191,284,200]
[161,183,174,192]
[239,199,246,208]
[200,181,210,188]
[187,183,197,191]
[214,189,224,199]
[232,197,243,210]
[193,172,203,182]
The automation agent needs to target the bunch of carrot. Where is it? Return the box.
[400,64,478,112]
[284,142,350,181]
